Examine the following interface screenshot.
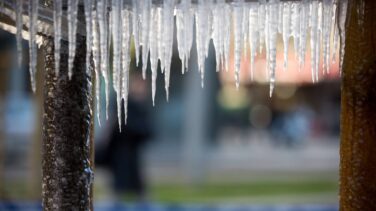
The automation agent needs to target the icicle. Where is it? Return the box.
[264,2,270,79]
[157,7,165,73]
[121,9,131,125]
[67,0,79,79]
[84,0,93,76]
[322,0,332,74]
[184,3,194,73]
[242,3,249,55]
[176,6,185,73]
[16,0,23,69]
[92,11,101,125]
[310,0,319,83]
[140,0,152,79]
[162,0,174,100]
[28,0,38,92]
[267,0,279,97]
[316,2,322,82]
[338,0,348,73]
[176,0,193,74]
[291,2,300,59]
[111,0,123,131]
[53,0,62,76]
[298,0,309,70]
[149,6,159,105]
[331,2,338,63]
[132,0,141,67]
[282,2,291,71]
[212,0,226,72]
[196,0,213,87]
[223,4,232,72]
[249,3,259,80]
[277,2,283,34]
[205,6,213,59]
[97,0,110,120]
[258,0,266,53]
[233,0,244,89]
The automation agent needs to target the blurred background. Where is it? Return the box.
[0,22,340,210]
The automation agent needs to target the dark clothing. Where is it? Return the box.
[97,99,152,196]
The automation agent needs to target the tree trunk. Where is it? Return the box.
[41,34,94,210]
[340,0,376,210]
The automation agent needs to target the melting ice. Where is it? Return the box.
[4,0,346,128]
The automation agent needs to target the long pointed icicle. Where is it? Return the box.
[310,0,319,83]
[233,0,244,89]
[176,0,193,74]
[53,0,62,76]
[157,6,164,73]
[111,0,123,131]
[338,0,348,73]
[258,0,266,54]
[141,0,152,79]
[322,0,332,74]
[16,0,23,69]
[291,2,300,58]
[28,0,38,92]
[282,2,291,71]
[223,4,232,72]
[316,2,322,82]
[176,5,185,73]
[331,2,338,63]
[242,3,249,55]
[149,6,159,106]
[196,0,213,88]
[67,0,79,79]
[212,0,226,73]
[121,9,131,125]
[267,0,279,97]
[92,11,102,125]
[249,3,259,80]
[298,0,309,70]
[162,0,175,101]
[132,0,141,67]
[84,0,93,75]
[97,0,110,120]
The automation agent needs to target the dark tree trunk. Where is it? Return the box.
[340,0,376,210]
[41,35,94,210]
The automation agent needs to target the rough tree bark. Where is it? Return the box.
[41,34,94,210]
[340,0,376,210]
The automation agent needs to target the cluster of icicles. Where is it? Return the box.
[9,0,347,129]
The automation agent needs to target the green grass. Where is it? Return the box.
[149,180,338,204]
